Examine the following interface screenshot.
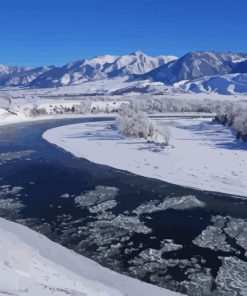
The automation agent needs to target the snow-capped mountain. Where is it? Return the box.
[28,51,177,88]
[29,55,118,88]
[1,50,247,94]
[105,51,177,78]
[0,66,55,87]
[137,51,247,84]
[0,64,28,78]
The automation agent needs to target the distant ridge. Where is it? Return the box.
[1,50,247,95]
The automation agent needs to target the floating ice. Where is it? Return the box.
[0,186,25,218]
[193,226,232,252]
[0,185,24,195]
[60,193,70,198]
[0,150,34,166]
[89,200,117,214]
[74,186,118,208]
[133,195,205,215]
[187,271,213,295]
[207,215,247,257]
[112,215,151,234]
[224,217,247,257]
[129,247,201,292]
[160,239,183,253]
[214,256,247,295]
[0,198,24,212]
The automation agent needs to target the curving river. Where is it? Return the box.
[0,117,247,295]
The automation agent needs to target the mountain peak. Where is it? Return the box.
[132,50,146,56]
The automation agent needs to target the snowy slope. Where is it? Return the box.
[0,217,180,296]
[29,55,118,88]
[0,64,28,78]
[1,50,247,94]
[232,60,247,73]
[180,73,247,95]
[0,66,55,87]
[105,51,177,77]
[29,52,177,88]
[138,51,247,84]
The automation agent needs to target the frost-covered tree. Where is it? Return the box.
[128,97,226,115]
[29,107,48,117]
[116,103,170,145]
[151,125,171,145]
[234,113,247,140]
[116,108,151,138]
[73,101,91,114]
[213,101,247,141]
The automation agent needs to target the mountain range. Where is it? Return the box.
[1,50,247,95]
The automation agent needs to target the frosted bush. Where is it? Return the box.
[234,113,247,140]
[124,97,247,142]
[74,101,91,114]
[117,103,170,145]
[29,107,48,116]
[151,125,171,145]
[137,97,222,114]
[213,101,247,141]
[116,108,151,138]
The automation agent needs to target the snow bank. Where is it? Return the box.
[43,117,247,198]
[0,217,180,296]
[0,110,113,127]
[0,100,118,127]
[0,108,9,116]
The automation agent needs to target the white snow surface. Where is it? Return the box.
[0,100,123,126]
[2,77,247,98]
[43,117,247,198]
[0,217,180,296]
[180,73,247,95]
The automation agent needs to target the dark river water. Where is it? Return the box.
[0,117,247,295]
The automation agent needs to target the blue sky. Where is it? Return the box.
[0,0,246,66]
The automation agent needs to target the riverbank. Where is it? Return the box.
[0,217,180,296]
[0,115,181,296]
[43,117,247,198]
[1,116,247,295]
[0,108,116,127]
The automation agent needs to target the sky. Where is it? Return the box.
[0,0,246,66]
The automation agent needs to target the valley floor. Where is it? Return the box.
[43,116,247,198]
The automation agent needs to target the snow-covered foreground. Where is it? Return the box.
[43,117,247,198]
[0,217,180,296]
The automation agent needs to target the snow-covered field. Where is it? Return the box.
[0,107,113,127]
[0,98,122,126]
[43,117,247,198]
[0,217,180,296]
[1,78,247,100]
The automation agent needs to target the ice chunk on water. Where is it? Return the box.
[133,195,205,215]
[193,226,232,252]
[224,217,247,257]
[214,256,247,295]
[74,186,118,208]
[0,150,34,166]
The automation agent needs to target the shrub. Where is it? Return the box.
[233,113,247,140]
[116,103,170,145]
[29,107,48,117]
